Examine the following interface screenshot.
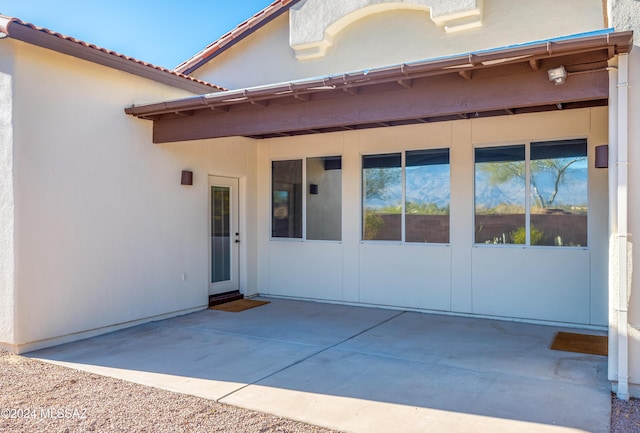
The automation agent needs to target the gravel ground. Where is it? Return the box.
[611,395,640,433]
[2,350,639,433]
[0,350,341,433]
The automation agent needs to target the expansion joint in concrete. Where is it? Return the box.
[215,310,407,402]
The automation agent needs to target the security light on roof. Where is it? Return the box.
[548,66,567,85]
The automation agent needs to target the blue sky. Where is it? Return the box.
[0,0,276,69]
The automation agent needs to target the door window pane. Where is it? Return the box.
[475,145,526,244]
[211,186,230,283]
[272,160,303,238]
[362,154,402,241]
[530,139,587,246]
[406,149,450,243]
[306,156,342,241]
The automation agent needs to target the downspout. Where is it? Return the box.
[608,61,619,391]
[616,53,630,401]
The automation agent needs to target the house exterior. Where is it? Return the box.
[1,0,639,398]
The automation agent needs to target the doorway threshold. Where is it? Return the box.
[208,291,243,307]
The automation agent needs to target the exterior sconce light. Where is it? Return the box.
[548,66,567,85]
[181,170,193,185]
[595,145,608,168]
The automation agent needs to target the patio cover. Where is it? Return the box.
[125,29,633,143]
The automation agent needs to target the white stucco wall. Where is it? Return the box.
[610,0,640,397]
[7,40,258,353]
[258,108,609,327]
[289,0,484,59]
[193,0,605,89]
[157,136,260,299]
[0,41,16,347]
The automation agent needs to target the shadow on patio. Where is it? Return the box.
[29,298,610,433]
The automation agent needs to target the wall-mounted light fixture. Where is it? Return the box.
[548,66,567,85]
[595,145,608,168]
[181,170,193,185]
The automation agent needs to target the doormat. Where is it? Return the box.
[209,299,270,313]
[551,332,608,356]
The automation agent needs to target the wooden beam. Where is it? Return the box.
[529,59,540,71]
[343,87,359,96]
[250,99,269,107]
[397,79,413,89]
[459,70,473,80]
[152,69,608,143]
[174,111,194,117]
[211,105,230,112]
[293,93,311,101]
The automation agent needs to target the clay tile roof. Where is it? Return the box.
[174,0,303,75]
[0,15,225,93]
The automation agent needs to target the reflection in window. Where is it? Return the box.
[307,156,342,241]
[530,139,587,246]
[475,145,526,244]
[272,160,302,238]
[211,186,230,283]
[362,154,402,241]
[406,149,450,243]
[475,140,588,247]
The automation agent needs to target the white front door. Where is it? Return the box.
[209,176,240,295]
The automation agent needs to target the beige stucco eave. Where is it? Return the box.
[125,30,633,143]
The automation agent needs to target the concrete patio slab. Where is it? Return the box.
[225,343,608,433]
[29,298,611,433]
[29,320,325,400]
[164,298,401,347]
[335,312,608,387]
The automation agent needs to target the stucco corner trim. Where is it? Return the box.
[289,0,483,59]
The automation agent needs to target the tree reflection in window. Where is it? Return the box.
[475,145,526,244]
[475,139,587,246]
[362,154,402,241]
[530,140,587,246]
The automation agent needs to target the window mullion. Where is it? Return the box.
[302,158,307,241]
[525,142,531,246]
[402,151,406,243]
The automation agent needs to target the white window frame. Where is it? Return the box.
[270,155,343,243]
[473,138,589,249]
[360,148,451,245]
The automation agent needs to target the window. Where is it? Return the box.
[306,156,342,241]
[474,139,587,246]
[363,154,402,240]
[530,140,588,246]
[406,149,450,243]
[272,157,342,240]
[362,149,450,243]
[272,160,302,238]
[475,145,526,244]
